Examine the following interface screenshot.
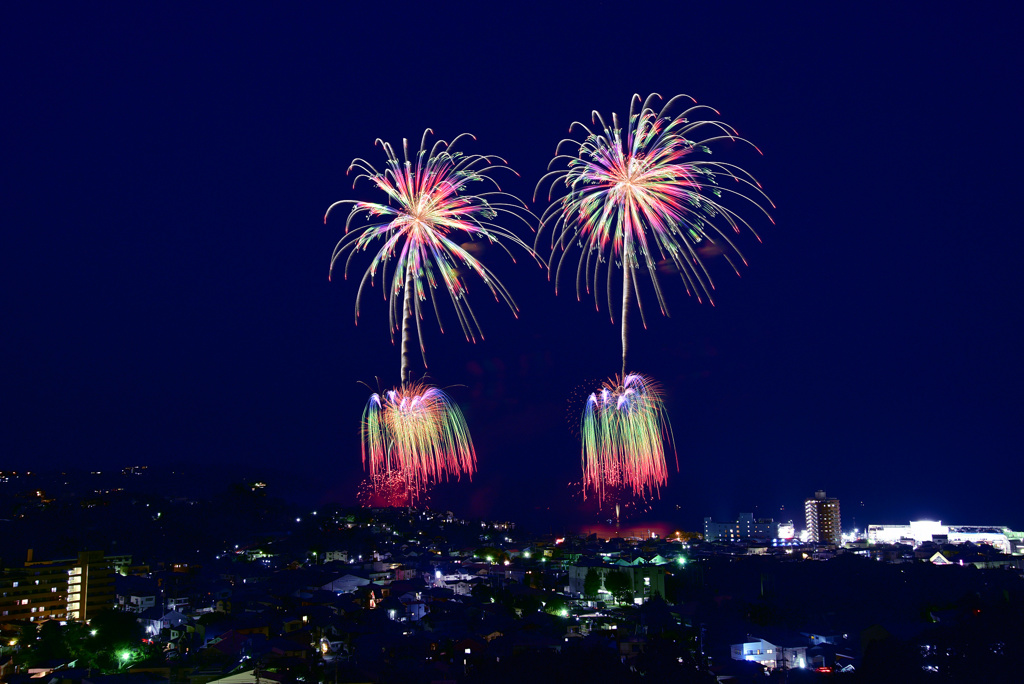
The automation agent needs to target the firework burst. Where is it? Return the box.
[361,382,475,505]
[536,93,774,334]
[581,373,675,503]
[327,130,538,383]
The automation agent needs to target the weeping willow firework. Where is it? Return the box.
[581,373,675,503]
[537,94,772,504]
[362,382,475,503]
[326,130,537,382]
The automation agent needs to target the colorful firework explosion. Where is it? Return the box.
[362,382,476,503]
[326,130,537,381]
[580,373,675,504]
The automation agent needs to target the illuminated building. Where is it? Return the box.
[0,550,120,623]
[805,490,841,546]
[867,521,1017,554]
[703,513,781,542]
[731,637,807,670]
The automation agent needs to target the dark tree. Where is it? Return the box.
[583,567,602,598]
[34,620,69,663]
[604,570,633,605]
[90,609,144,649]
[86,609,146,671]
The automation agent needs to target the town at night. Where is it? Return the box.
[3,466,1024,682]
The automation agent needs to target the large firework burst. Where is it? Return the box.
[327,130,537,383]
[536,93,773,335]
[537,94,772,504]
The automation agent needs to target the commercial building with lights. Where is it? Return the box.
[866,521,1020,554]
[805,491,841,546]
[0,550,122,624]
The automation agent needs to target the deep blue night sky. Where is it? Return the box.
[3,3,1022,530]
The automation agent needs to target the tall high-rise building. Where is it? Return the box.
[805,490,841,546]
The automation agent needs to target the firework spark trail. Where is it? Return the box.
[536,94,771,504]
[357,471,425,508]
[581,374,675,503]
[327,130,539,383]
[362,382,476,503]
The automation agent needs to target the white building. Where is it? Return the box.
[731,637,807,670]
[867,521,1014,554]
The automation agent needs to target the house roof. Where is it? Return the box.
[205,670,285,684]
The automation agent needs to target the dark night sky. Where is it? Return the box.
[3,3,1022,530]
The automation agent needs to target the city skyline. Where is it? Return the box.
[3,5,1022,528]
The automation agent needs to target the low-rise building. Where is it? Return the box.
[731,636,808,670]
[704,513,781,543]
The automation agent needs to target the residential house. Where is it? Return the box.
[730,636,808,670]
